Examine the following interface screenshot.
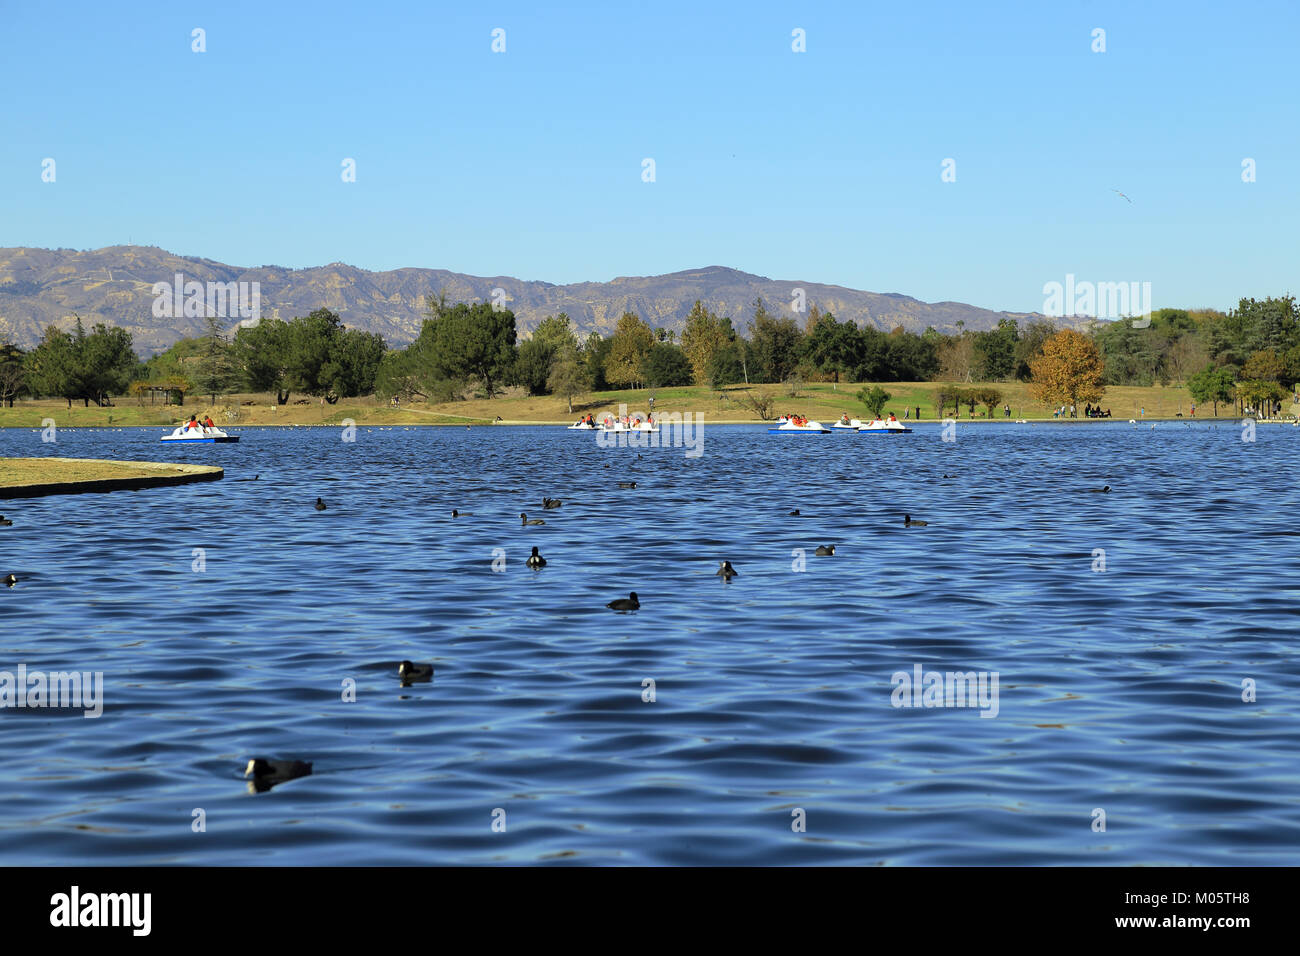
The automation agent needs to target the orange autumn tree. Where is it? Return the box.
[1028,329,1106,410]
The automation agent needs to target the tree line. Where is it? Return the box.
[2,293,1295,416]
[367,295,1065,410]
[1,309,386,407]
[2,317,137,408]
[1092,297,1300,414]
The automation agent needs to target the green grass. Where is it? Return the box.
[0,457,217,488]
[0,380,1258,429]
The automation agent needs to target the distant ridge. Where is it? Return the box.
[0,246,1078,354]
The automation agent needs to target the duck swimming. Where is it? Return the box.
[526,546,547,568]
[904,514,928,526]
[244,757,312,792]
[314,497,327,511]
[607,592,640,611]
[451,509,473,517]
[0,516,12,527]
[617,481,637,489]
[521,513,545,525]
[716,560,738,579]
[814,545,835,556]
[1089,485,1111,493]
[398,660,434,683]
[3,573,16,587]
[788,509,802,516]
[542,498,562,509]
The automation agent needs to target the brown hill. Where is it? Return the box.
[0,245,1074,355]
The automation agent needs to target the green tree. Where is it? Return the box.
[852,326,892,382]
[1187,364,1235,415]
[375,348,425,403]
[1013,320,1057,381]
[604,312,656,388]
[282,308,345,401]
[532,313,578,352]
[973,386,1003,417]
[548,340,592,414]
[583,332,613,391]
[707,343,745,389]
[511,316,572,395]
[23,326,82,407]
[1237,295,1299,354]
[1282,344,1300,385]
[0,343,26,407]
[77,320,138,406]
[801,313,863,383]
[196,316,238,405]
[973,319,1019,380]
[680,301,735,384]
[747,298,802,382]
[331,328,386,397]
[884,329,940,382]
[513,337,558,396]
[234,318,293,403]
[419,298,517,397]
[857,385,891,417]
[641,343,692,388]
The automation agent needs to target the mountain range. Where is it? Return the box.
[0,245,1076,355]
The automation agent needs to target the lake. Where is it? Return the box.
[1,420,1298,864]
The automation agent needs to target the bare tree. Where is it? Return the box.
[938,336,976,382]
[737,388,777,420]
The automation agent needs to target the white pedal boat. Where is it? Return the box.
[858,419,912,434]
[567,421,597,429]
[769,420,831,434]
[598,420,659,433]
[161,424,239,443]
[831,418,863,431]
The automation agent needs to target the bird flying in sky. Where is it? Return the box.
[1111,189,1132,203]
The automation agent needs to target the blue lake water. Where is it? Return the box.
[1,420,1298,865]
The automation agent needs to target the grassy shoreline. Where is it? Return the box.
[0,380,1279,428]
[0,457,223,498]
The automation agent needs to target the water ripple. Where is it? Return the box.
[1,422,1298,864]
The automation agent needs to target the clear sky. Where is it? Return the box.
[2,0,1295,314]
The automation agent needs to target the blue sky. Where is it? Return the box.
[2,0,1296,314]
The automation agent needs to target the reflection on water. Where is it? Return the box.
[1,422,1298,864]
